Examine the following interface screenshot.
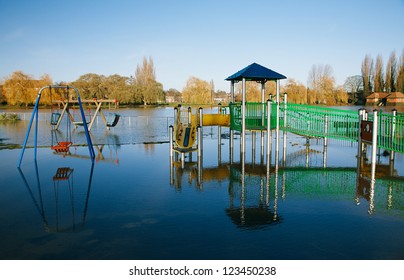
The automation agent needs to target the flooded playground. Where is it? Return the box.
[0,105,404,260]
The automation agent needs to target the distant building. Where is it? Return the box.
[385,92,404,105]
[165,89,182,104]
[366,92,404,106]
[213,91,229,104]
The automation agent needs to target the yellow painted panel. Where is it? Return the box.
[202,114,230,126]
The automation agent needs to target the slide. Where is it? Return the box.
[175,122,197,149]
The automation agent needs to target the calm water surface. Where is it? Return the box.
[0,107,403,260]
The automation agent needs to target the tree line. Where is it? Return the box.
[0,57,165,107]
[1,50,403,107]
[359,49,404,102]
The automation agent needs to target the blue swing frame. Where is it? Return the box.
[18,85,95,167]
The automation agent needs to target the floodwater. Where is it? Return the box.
[0,107,403,260]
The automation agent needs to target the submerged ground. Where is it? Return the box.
[0,107,403,260]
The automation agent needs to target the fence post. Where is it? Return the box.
[324,115,328,147]
[323,115,328,168]
[370,109,378,184]
[282,93,287,166]
[197,126,202,159]
[390,109,397,161]
[357,108,365,157]
[169,125,173,158]
[169,125,174,185]
[266,99,272,164]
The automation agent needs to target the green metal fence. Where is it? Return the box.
[368,112,404,153]
[283,103,359,141]
[229,102,278,131]
[228,102,404,153]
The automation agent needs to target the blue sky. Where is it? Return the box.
[0,0,403,91]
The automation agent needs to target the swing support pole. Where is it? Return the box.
[18,85,95,167]
[18,89,43,167]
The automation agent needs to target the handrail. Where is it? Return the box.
[228,102,403,153]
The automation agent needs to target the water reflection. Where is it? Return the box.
[170,136,404,226]
[18,161,94,233]
[355,148,401,215]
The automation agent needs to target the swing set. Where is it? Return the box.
[51,95,120,131]
[18,85,95,167]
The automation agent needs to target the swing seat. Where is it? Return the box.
[106,113,120,127]
[50,113,61,125]
[51,141,72,153]
[53,167,73,181]
[72,121,90,126]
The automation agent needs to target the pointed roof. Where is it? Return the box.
[367,92,390,99]
[225,62,287,82]
[386,92,404,98]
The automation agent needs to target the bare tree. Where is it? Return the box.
[361,54,373,97]
[386,51,397,92]
[397,49,404,93]
[307,64,335,104]
[344,75,363,102]
[373,54,384,92]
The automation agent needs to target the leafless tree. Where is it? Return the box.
[373,54,384,92]
[307,64,335,104]
[386,51,397,92]
[397,49,404,93]
[344,75,363,102]
[361,54,373,96]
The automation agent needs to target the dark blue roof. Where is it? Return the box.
[226,63,286,82]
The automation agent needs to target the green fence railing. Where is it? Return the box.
[229,102,279,131]
[368,112,404,153]
[228,102,404,153]
[283,103,359,141]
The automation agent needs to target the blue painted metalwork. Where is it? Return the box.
[18,85,95,167]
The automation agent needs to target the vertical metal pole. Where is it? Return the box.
[169,125,174,185]
[174,107,178,125]
[229,81,234,164]
[181,152,185,168]
[390,109,397,161]
[261,82,265,164]
[323,115,328,168]
[252,131,256,165]
[197,126,202,159]
[241,78,246,155]
[77,93,95,162]
[197,140,203,188]
[357,109,364,158]
[230,80,235,103]
[324,115,328,148]
[199,107,203,158]
[370,110,378,184]
[240,143,246,226]
[261,81,265,104]
[218,124,221,164]
[282,93,287,166]
[169,125,173,158]
[266,99,272,170]
[188,107,192,126]
[34,97,39,161]
[18,87,44,167]
[275,80,280,166]
[230,128,234,164]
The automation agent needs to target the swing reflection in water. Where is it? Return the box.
[18,161,95,233]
